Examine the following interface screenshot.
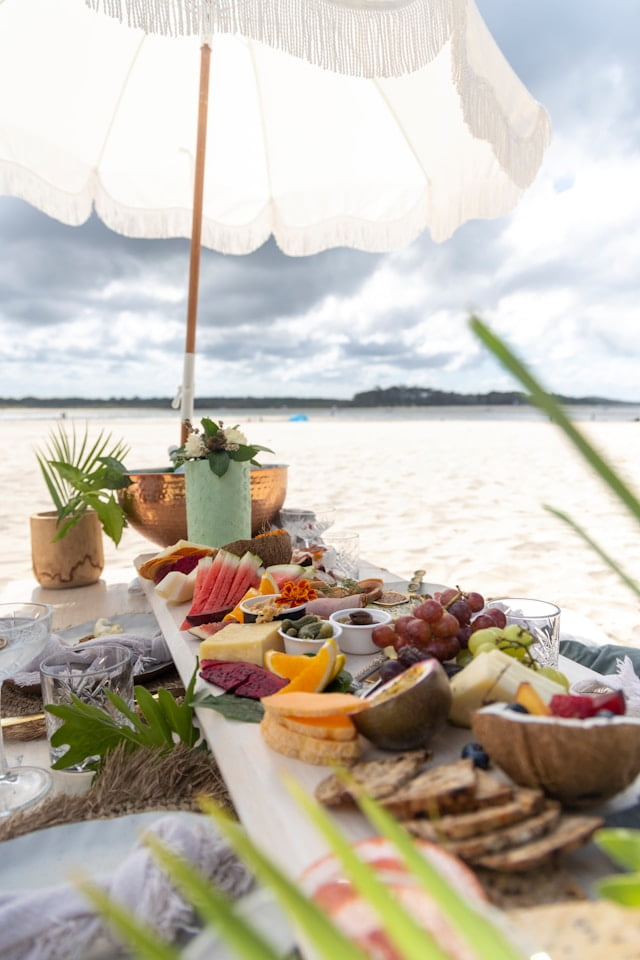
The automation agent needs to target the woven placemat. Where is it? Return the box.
[0,740,235,843]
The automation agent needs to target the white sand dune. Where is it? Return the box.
[2,411,639,645]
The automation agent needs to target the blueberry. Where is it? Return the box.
[506,702,530,714]
[461,742,490,769]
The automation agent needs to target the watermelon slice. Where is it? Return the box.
[265,564,309,590]
[222,552,263,608]
[188,557,214,611]
[205,549,240,611]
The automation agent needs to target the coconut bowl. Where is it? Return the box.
[118,464,288,548]
[471,703,640,806]
[353,659,452,751]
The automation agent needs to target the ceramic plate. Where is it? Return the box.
[58,612,160,646]
[57,612,174,682]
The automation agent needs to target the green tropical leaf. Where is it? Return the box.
[201,799,370,960]
[285,779,450,960]
[470,317,640,523]
[143,837,285,960]
[75,877,179,960]
[45,671,203,770]
[595,828,640,871]
[345,779,523,960]
[545,506,640,599]
[594,874,640,906]
[191,692,264,723]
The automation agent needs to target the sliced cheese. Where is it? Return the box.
[198,622,284,666]
[449,649,565,728]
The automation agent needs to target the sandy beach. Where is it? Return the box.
[1,410,639,646]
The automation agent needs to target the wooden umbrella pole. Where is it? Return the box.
[181,39,212,445]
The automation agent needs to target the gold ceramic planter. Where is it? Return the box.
[30,509,104,589]
[119,464,288,548]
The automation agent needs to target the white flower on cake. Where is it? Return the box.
[171,418,273,477]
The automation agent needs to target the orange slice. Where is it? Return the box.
[258,572,279,595]
[277,638,337,694]
[265,648,314,680]
[223,586,259,623]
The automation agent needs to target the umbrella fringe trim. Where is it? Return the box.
[85,0,461,78]
[451,3,552,190]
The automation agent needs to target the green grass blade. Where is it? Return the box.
[545,506,640,598]
[143,836,284,960]
[594,828,640,871]
[470,316,640,523]
[75,877,179,960]
[324,776,524,960]
[200,798,370,960]
[285,778,452,960]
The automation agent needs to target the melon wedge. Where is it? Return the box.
[261,691,370,718]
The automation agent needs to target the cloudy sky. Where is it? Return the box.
[1,0,639,403]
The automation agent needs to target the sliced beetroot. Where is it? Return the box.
[199,659,289,699]
[234,672,289,698]
[199,660,255,692]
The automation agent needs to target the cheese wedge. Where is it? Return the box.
[449,649,565,728]
[198,622,284,666]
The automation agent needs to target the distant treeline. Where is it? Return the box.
[0,387,633,409]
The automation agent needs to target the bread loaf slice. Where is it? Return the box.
[315,750,431,807]
[449,802,561,861]
[474,814,603,871]
[380,759,479,818]
[403,787,545,842]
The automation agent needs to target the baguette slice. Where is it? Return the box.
[315,750,431,807]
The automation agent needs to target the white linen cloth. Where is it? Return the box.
[0,814,254,960]
[12,631,172,688]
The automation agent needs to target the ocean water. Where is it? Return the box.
[2,403,640,423]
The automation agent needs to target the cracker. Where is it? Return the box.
[507,901,640,960]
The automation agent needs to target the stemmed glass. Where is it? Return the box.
[280,506,336,548]
[0,602,54,817]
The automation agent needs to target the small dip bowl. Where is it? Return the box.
[278,620,343,656]
[328,607,392,655]
[239,593,307,624]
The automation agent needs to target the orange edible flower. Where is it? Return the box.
[275,578,318,606]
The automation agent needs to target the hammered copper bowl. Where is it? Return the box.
[118,464,288,548]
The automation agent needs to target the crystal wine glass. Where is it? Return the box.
[0,602,54,817]
[280,505,337,548]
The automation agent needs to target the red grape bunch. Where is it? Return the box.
[371,586,490,666]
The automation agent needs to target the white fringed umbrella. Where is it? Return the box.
[0,0,550,433]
